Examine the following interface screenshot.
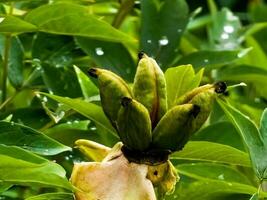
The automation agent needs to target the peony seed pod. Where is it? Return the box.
[176,82,227,135]
[88,68,132,128]
[133,53,167,128]
[152,103,200,151]
[117,97,152,151]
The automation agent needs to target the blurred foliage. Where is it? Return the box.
[0,0,267,199]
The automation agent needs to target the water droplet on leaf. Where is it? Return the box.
[95,47,104,56]
[218,174,224,180]
[223,25,234,33]
[221,33,229,40]
[159,36,169,46]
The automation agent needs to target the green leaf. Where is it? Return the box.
[209,8,242,50]
[241,36,267,69]
[0,35,24,88]
[249,1,267,22]
[0,183,12,194]
[45,122,118,148]
[26,193,74,200]
[192,121,245,151]
[0,121,71,155]
[217,65,267,82]
[171,141,251,167]
[25,3,135,43]
[41,93,117,137]
[176,49,250,70]
[0,15,37,34]
[0,145,72,190]
[0,0,36,1]
[174,180,258,200]
[73,65,99,100]
[177,163,251,184]
[41,63,82,98]
[32,33,75,64]
[249,193,258,200]
[165,65,203,108]
[0,107,50,129]
[44,120,93,147]
[260,108,267,143]
[140,0,189,69]
[75,37,136,81]
[217,99,267,179]
[216,65,267,98]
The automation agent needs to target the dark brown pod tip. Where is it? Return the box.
[138,51,145,60]
[192,105,201,118]
[121,97,132,107]
[88,68,98,78]
[214,81,227,94]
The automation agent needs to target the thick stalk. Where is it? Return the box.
[112,0,135,28]
[1,3,14,104]
[258,180,263,199]
[1,34,11,104]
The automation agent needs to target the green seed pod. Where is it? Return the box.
[177,82,227,134]
[152,103,200,151]
[174,84,213,105]
[88,68,132,128]
[117,97,152,151]
[133,52,167,127]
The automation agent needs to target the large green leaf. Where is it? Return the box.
[0,35,24,88]
[140,0,189,69]
[216,65,267,82]
[216,65,267,98]
[0,121,71,155]
[0,145,72,190]
[0,107,50,129]
[173,180,259,200]
[260,108,267,143]
[41,93,117,137]
[24,3,135,43]
[176,49,250,70]
[32,33,75,64]
[192,121,245,151]
[0,0,35,1]
[73,65,99,100]
[41,63,82,98]
[241,36,267,69]
[0,183,12,194]
[0,16,37,34]
[26,193,74,200]
[44,120,94,147]
[171,141,251,167]
[209,8,242,50]
[164,65,203,108]
[31,33,83,97]
[217,99,267,179]
[75,37,136,81]
[177,163,251,184]
[249,194,258,200]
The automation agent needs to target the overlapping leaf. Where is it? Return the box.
[25,3,135,43]
[171,141,251,167]
[0,145,72,190]
[0,121,71,155]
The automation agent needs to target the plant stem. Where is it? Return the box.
[257,180,263,199]
[1,34,12,104]
[112,0,135,28]
[0,91,18,111]
[1,3,14,105]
